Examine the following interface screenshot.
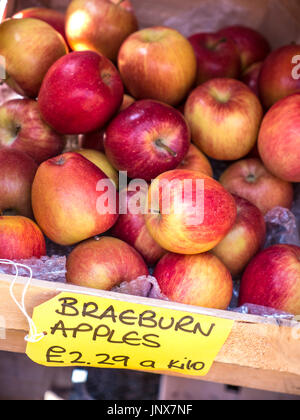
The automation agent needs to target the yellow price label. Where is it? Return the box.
[26,292,234,377]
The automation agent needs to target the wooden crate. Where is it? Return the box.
[0,273,300,396]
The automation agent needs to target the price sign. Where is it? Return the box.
[26,292,234,377]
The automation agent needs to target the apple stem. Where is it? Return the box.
[155,139,178,158]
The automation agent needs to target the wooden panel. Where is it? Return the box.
[0,273,300,396]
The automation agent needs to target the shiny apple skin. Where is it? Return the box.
[258,45,300,109]
[218,25,270,71]
[0,149,38,218]
[220,158,294,215]
[188,32,241,85]
[105,100,190,181]
[66,0,138,62]
[239,245,300,315]
[185,78,263,161]
[118,26,197,106]
[66,236,149,291]
[13,7,68,45]
[0,215,46,260]
[145,169,237,255]
[154,252,233,309]
[258,94,300,183]
[213,195,266,277]
[38,51,124,135]
[32,152,119,246]
[111,185,165,266]
[0,18,68,98]
[0,99,65,164]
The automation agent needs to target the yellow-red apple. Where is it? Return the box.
[145,169,237,255]
[239,245,300,315]
[0,99,65,164]
[32,152,119,246]
[184,78,263,161]
[66,236,149,290]
[74,149,119,189]
[0,216,46,260]
[154,252,233,309]
[118,26,197,106]
[66,0,138,62]
[258,94,300,183]
[111,184,165,265]
[213,195,266,277]
[220,158,294,215]
[177,144,213,177]
[0,18,68,98]
[0,149,37,218]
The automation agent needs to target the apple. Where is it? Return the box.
[219,158,294,215]
[184,78,263,161]
[0,99,65,164]
[177,144,213,177]
[154,252,233,309]
[0,216,46,260]
[80,94,135,152]
[13,7,68,46]
[31,152,119,246]
[0,18,68,98]
[74,149,119,188]
[145,169,237,255]
[66,236,149,291]
[66,0,138,62]
[258,45,300,109]
[0,149,37,219]
[239,245,300,315]
[188,32,241,85]
[105,100,191,181]
[38,51,124,135]
[241,61,263,97]
[118,26,197,106]
[213,195,266,277]
[218,25,271,71]
[111,184,165,265]
[258,94,300,183]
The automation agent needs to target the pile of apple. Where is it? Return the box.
[0,0,300,315]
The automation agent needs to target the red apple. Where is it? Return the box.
[154,252,233,309]
[145,169,237,255]
[258,94,300,183]
[177,144,213,177]
[0,99,65,164]
[258,45,300,109]
[220,158,294,215]
[105,100,191,181]
[118,26,197,106]
[0,18,68,98]
[218,25,270,71]
[184,78,263,161]
[66,0,138,62]
[239,245,300,315]
[81,94,135,152]
[38,51,124,135]
[213,195,266,277]
[188,32,241,85]
[31,152,119,246]
[111,184,165,265]
[241,61,263,97]
[0,149,37,219]
[0,216,46,260]
[66,236,149,291]
[13,7,68,46]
